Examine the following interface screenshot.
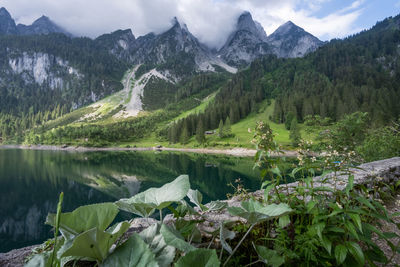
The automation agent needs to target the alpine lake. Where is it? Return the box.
[0,148,266,253]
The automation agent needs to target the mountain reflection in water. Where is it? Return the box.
[0,149,260,252]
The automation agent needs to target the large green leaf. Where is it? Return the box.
[206,201,227,212]
[46,203,119,238]
[346,241,365,266]
[334,244,348,265]
[116,175,190,217]
[174,248,220,267]
[139,223,176,267]
[174,200,199,217]
[175,218,203,242]
[25,237,66,267]
[278,215,290,228]
[228,200,292,224]
[25,251,53,267]
[58,221,130,262]
[101,233,159,267]
[321,236,332,255]
[220,223,235,254]
[187,189,206,211]
[160,223,195,253]
[254,245,284,267]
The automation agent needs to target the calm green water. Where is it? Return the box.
[0,149,260,252]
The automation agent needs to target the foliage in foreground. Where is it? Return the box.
[26,121,400,266]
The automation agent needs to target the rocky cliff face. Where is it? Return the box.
[219,12,324,66]
[219,12,271,66]
[95,29,137,62]
[0,7,17,35]
[130,18,236,77]
[266,21,324,58]
[7,52,81,88]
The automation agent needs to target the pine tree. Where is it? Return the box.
[229,107,236,123]
[170,123,178,144]
[196,119,205,144]
[224,116,232,137]
[289,117,301,147]
[218,119,224,138]
[180,123,189,144]
[285,112,295,130]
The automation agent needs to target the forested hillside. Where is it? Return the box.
[265,15,399,125]
[0,33,128,140]
[0,34,127,114]
[165,15,400,143]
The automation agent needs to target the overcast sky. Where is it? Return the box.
[1,0,400,49]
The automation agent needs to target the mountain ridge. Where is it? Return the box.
[0,8,70,36]
[0,7,322,70]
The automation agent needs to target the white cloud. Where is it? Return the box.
[1,0,366,48]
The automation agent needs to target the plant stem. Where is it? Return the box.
[223,223,256,267]
[159,209,163,222]
[207,235,215,249]
[50,192,64,267]
[244,260,262,267]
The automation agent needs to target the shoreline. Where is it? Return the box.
[0,144,299,157]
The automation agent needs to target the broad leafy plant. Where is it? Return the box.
[116,175,190,219]
[26,202,130,266]
[248,121,400,266]
[25,133,400,267]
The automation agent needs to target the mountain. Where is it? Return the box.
[219,12,323,66]
[0,8,398,147]
[95,29,137,62]
[17,15,71,36]
[216,14,400,126]
[219,12,271,66]
[0,34,126,116]
[0,7,17,35]
[131,18,235,78]
[0,8,71,36]
[266,21,324,58]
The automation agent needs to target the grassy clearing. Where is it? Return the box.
[205,100,318,148]
[38,93,320,150]
[173,92,217,121]
[124,100,319,149]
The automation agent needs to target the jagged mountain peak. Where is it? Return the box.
[171,16,179,26]
[235,11,267,40]
[218,11,271,66]
[17,15,70,36]
[168,16,190,34]
[35,15,50,22]
[104,29,135,39]
[267,20,323,58]
[95,29,136,62]
[0,7,17,34]
[219,11,323,65]
[31,15,58,28]
[0,8,71,36]
[0,7,12,18]
[270,20,306,37]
